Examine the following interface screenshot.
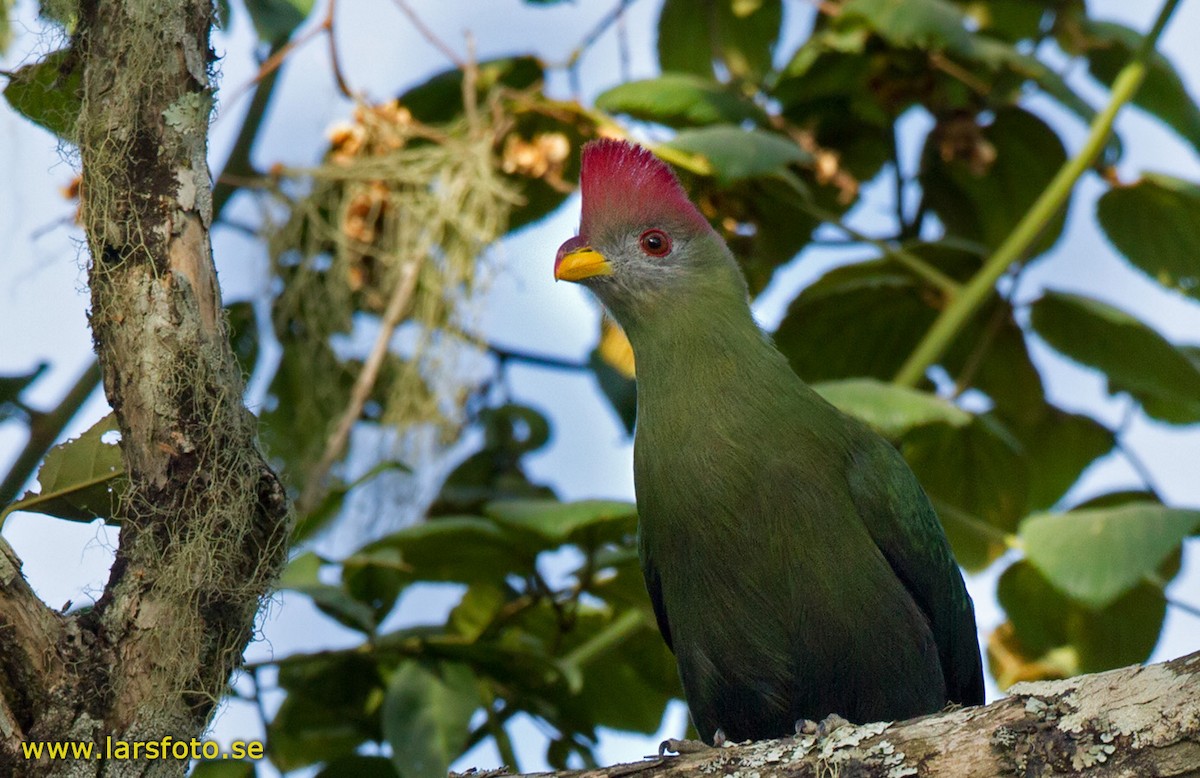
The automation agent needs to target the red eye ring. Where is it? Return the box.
[639,229,672,257]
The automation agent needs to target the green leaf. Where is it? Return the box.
[921,107,1068,254]
[3,48,82,140]
[902,415,1027,571]
[358,516,533,584]
[943,301,1046,428]
[1030,291,1200,424]
[448,583,508,641]
[553,609,679,734]
[244,0,315,43]
[0,363,46,423]
[316,756,398,778]
[656,0,714,77]
[1079,20,1200,157]
[190,761,256,778]
[715,0,783,82]
[342,542,409,625]
[1016,410,1114,513]
[225,301,260,382]
[595,74,768,128]
[484,499,637,551]
[963,0,1050,43]
[775,248,978,383]
[1096,174,1200,300]
[2,413,124,527]
[399,57,543,125]
[280,552,378,633]
[813,379,971,440]
[694,174,825,293]
[997,560,1166,674]
[268,653,383,771]
[841,0,973,54]
[657,0,783,82]
[1019,503,1200,609]
[382,661,479,778]
[664,127,807,184]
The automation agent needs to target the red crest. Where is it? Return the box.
[579,139,712,239]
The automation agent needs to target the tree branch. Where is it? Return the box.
[2,1,292,774]
[537,651,1200,778]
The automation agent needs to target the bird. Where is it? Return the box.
[553,138,984,745]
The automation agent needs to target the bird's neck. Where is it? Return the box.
[623,288,801,421]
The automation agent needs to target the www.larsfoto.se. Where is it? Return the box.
[21,737,264,761]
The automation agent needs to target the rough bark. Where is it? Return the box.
[0,0,290,775]
[539,651,1200,778]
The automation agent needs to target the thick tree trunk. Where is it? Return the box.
[545,651,1200,778]
[0,1,289,775]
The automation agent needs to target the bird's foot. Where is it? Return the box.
[657,728,731,756]
[794,713,850,739]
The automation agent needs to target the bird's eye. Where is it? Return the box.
[639,229,672,257]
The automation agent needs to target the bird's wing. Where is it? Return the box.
[639,530,674,653]
[845,435,985,706]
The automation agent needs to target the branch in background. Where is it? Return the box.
[892,0,1185,388]
[568,651,1200,778]
[323,0,354,99]
[298,254,425,515]
[391,0,466,70]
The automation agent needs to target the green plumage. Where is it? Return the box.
[557,140,984,743]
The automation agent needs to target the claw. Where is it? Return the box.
[816,713,850,738]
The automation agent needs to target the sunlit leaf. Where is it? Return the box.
[664,126,807,184]
[382,662,478,778]
[244,0,315,43]
[1097,173,1200,300]
[280,552,378,633]
[3,48,82,140]
[2,413,124,527]
[1019,503,1200,608]
[657,0,783,82]
[1030,291,1200,424]
[484,499,637,551]
[813,379,971,440]
[903,415,1027,571]
[995,560,1166,684]
[596,74,768,128]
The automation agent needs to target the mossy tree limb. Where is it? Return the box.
[0,0,290,775]
[553,651,1200,778]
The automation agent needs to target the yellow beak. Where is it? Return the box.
[554,246,613,282]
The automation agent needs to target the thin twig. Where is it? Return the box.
[560,0,638,71]
[391,0,465,69]
[323,0,354,99]
[297,255,425,514]
[222,23,327,110]
[1114,399,1162,497]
